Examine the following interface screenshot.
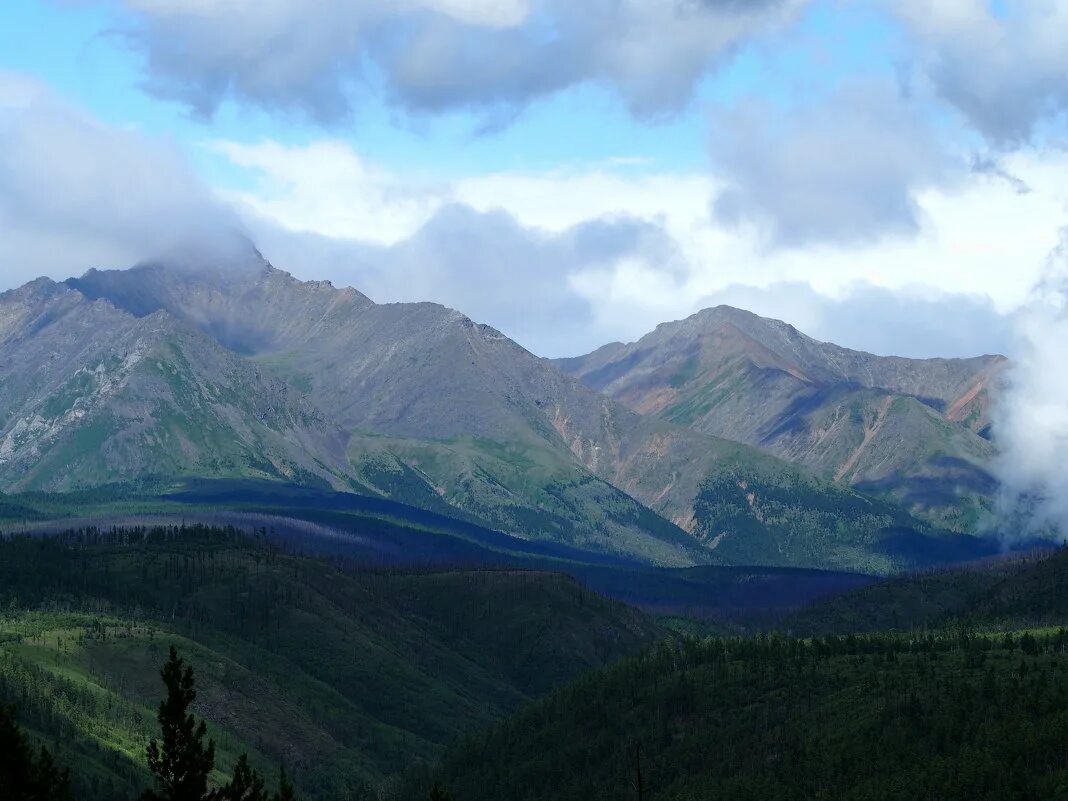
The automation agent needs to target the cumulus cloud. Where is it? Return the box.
[209,139,446,245]
[992,231,1068,538]
[893,0,1068,145]
[209,135,1067,355]
[0,71,244,285]
[114,0,808,122]
[709,81,954,247]
[2,68,1064,365]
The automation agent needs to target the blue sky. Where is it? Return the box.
[1,0,1066,359]
[0,0,905,181]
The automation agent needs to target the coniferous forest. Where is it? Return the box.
[2,644,295,801]
[409,632,1068,801]
[3,525,1068,799]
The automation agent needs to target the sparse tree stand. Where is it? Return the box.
[274,769,296,801]
[142,646,298,801]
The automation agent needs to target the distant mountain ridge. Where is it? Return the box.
[0,253,993,571]
[555,305,1005,530]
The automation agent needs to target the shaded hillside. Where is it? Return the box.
[411,631,1068,801]
[556,305,1004,530]
[786,545,1068,635]
[0,481,880,624]
[690,456,1001,574]
[0,527,660,800]
[0,267,697,565]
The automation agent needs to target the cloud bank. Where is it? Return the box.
[709,82,954,247]
[3,67,1064,364]
[116,0,808,121]
[253,204,687,356]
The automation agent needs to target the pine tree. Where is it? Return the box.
[272,767,296,801]
[221,755,267,801]
[143,646,218,801]
[0,702,73,801]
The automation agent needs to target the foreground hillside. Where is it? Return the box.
[408,546,1068,801]
[414,631,1068,801]
[7,480,1017,620]
[0,527,659,800]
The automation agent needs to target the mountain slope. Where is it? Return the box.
[786,544,1068,635]
[65,261,711,565]
[556,305,1004,529]
[0,279,351,491]
[0,255,982,570]
[60,258,973,571]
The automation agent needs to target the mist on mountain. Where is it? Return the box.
[993,230,1068,540]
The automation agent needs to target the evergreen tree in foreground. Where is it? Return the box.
[143,646,218,801]
[0,702,73,801]
[274,769,295,801]
[143,646,297,801]
[220,755,267,801]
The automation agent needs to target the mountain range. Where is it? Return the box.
[0,251,1009,572]
[555,305,1004,531]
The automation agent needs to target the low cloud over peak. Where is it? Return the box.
[0,70,245,285]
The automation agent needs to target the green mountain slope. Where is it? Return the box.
[555,305,1004,529]
[63,262,722,564]
[55,259,969,571]
[0,280,352,492]
[689,451,982,574]
[0,527,661,800]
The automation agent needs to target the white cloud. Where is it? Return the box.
[209,139,446,245]
[993,231,1068,536]
[708,81,954,246]
[202,135,1068,356]
[0,71,244,286]
[2,68,1065,361]
[417,0,531,27]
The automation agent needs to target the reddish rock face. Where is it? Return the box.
[556,305,1005,531]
